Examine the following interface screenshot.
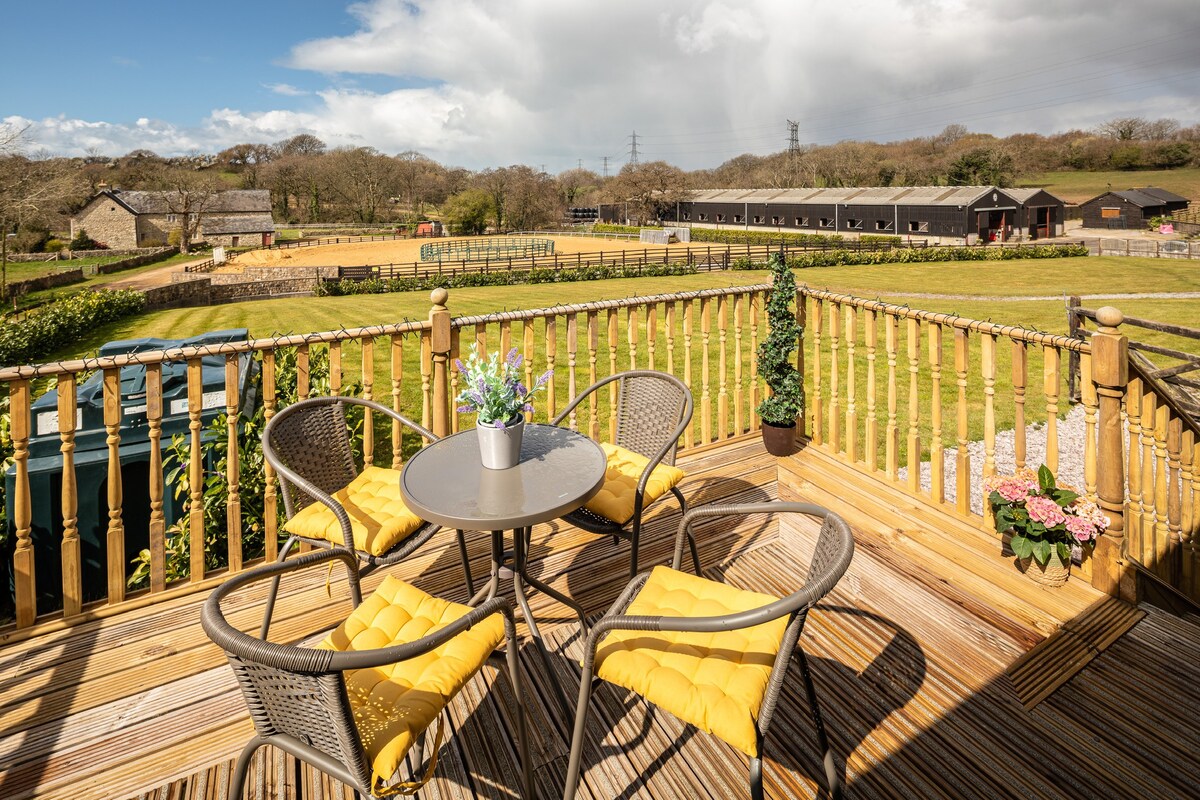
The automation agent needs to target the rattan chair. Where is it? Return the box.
[261,396,475,635]
[202,548,531,799]
[550,370,696,579]
[561,502,855,800]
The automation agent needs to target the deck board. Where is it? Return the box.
[1,435,1198,800]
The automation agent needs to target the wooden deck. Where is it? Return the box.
[1,436,1198,799]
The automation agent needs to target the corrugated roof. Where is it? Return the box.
[1112,189,1173,208]
[1137,186,1189,204]
[686,186,1009,207]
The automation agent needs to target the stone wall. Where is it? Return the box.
[145,275,318,309]
[70,200,138,249]
[9,269,87,296]
[170,265,337,284]
[94,247,178,275]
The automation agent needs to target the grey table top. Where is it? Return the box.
[400,424,607,530]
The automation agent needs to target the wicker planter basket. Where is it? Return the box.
[1016,552,1071,587]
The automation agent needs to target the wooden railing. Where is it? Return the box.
[798,287,1133,596]
[0,284,770,637]
[6,281,1180,639]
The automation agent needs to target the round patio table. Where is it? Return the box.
[401,423,607,712]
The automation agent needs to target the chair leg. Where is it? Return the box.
[455,529,476,597]
[228,736,265,800]
[504,615,533,799]
[671,487,700,574]
[628,516,641,579]
[259,537,298,640]
[797,647,841,799]
[562,659,598,800]
[749,754,764,800]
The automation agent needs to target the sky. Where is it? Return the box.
[5,0,1200,173]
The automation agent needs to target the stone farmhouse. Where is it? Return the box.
[70,186,275,249]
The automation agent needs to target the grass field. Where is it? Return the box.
[1019,167,1200,204]
[14,252,202,308]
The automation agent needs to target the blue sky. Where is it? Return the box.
[5,1,1200,172]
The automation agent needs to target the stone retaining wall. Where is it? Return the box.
[170,265,337,284]
[145,275,318,309]
[9,269,87,295]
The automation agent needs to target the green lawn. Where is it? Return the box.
[1019,168,1200,204]
[15,252,204,308]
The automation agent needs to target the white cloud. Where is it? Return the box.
[264,83,309,97]
[16,0,1200,170]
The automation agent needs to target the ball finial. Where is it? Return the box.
[1095,306,1123,328]
[430,287,449,307]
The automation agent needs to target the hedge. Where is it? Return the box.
[0,290,147,367]
[591,222,905,247]
[727,243,1090,272]
[316,262,700,297]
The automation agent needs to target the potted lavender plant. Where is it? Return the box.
[455,346,551,469]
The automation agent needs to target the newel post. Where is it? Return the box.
[429,288,452,438]
[1091,306,1134,601]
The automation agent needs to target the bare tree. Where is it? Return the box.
[275,133,326,158]
[0,125,79,298]
[604,161,688,224]
[503,166,561,230]
[325,147,397,223]
[556,167,602,207]
[1097,117,1150,141]
[149,166,224,253]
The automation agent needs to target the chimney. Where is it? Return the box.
[97,182,110,193]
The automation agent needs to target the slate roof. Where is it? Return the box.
[98,189,272,215]
[201,214,276,235]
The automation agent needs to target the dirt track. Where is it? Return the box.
[228,234,674,270]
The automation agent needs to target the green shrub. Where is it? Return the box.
[0,290,146,367]
[315,262,700,297]
[592,223,642,235]
[167,227,183,247]
[69,229,101,250]
[43,239,68,253]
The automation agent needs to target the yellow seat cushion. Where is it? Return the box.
[583,443,686,525]
[594,566,788,757]
[284,466,424,557]
[319,575,505,792]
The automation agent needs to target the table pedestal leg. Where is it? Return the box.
[517,527,589,630]
[470,529,504,606]
[511,525,573,719]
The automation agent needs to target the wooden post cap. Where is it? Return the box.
[430,287,449,307]
[1095,306,1123,328]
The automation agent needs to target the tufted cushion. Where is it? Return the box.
[594,566,787,757]
[319,575,505,792]
[583,443,686,525]
[284,466,425,556]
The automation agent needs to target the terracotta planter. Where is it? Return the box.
[760,419,798,457]
[1016,551,1070,587]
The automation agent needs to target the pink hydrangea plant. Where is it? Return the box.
[986,465,1110,568]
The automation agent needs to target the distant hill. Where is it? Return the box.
[1019,168,1200,204]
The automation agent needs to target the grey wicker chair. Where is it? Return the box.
[561,502,854,800]
[550,370,696,579]
[202,548,531,799]
[261,395,474,635]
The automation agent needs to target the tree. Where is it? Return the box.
[556,168,601,207]
[442,188,494,234]
[503,166,561,231]
[149,166,224,253]
[604,161,688,224]
[1097,117,1149,141]
[0,125,78,298]
[275,133,326,158]
[946,147,1015,186]
[217,143,274,188]
[325,147,397,223]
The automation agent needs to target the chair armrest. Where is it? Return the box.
[202,549,363,660]
[325,597,515,671]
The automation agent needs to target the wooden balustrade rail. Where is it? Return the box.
[2,282,1150,639]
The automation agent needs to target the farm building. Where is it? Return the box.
[1078,186,1190,229]
[70,187,275,249]
[599,186,1066,243]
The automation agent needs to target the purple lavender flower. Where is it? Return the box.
[523,403,534,413]
[457,405,474,413]
[535,369,553,388]
[494,418,506,429]
[454,358,466,374]
[506,347,522,369]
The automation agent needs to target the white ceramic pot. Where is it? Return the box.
[476,416,524,470]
